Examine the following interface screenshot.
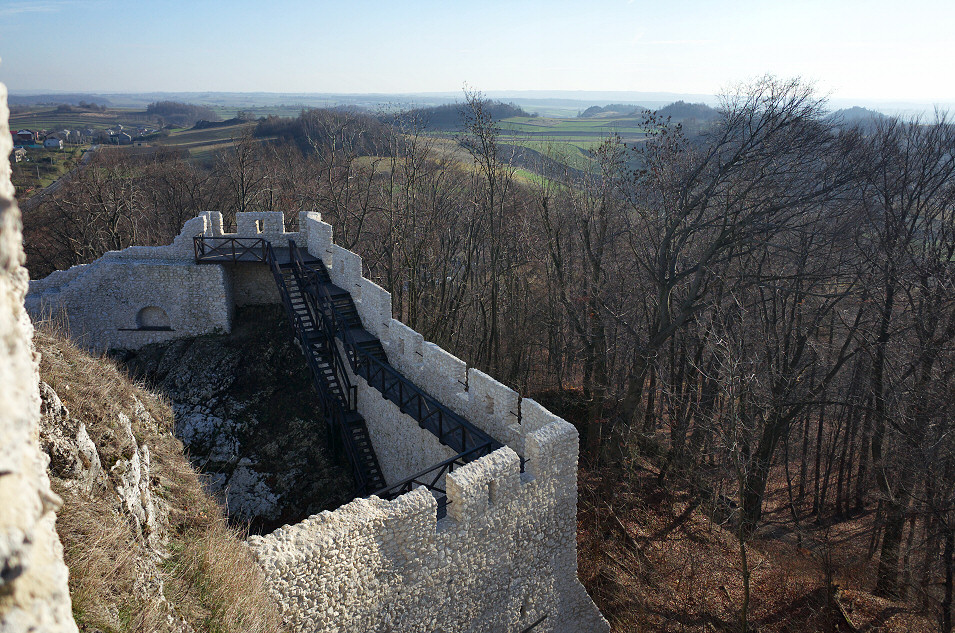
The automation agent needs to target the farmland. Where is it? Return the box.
[8,103,648,177]
[494,115,649,171]
[9,105,262,160]
[151,122,258,160]
[9,107,148,133]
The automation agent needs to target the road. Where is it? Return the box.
[19,145,98,212]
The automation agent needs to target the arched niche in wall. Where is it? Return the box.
[135,306,172,331]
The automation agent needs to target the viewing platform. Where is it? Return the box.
[193,235,320,266]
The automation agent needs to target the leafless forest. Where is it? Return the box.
[23,77,955,631]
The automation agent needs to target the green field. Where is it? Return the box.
[11,147,83,198]
[499,115,648,139]
[9,107,147,133]
[495,116,649,171]
[154,122,254,151]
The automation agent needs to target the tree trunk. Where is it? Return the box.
[875,498,907,598]
[943,527,953,633]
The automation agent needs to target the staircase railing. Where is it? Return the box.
[371,443,490,519]
[287,241,501,459]
[286,256,358,412]
[263,241,370,493]
[195,236,511,507]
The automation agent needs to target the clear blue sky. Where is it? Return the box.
[1,0,953,102]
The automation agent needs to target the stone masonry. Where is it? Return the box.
[0,81,78,632]
[27,209,609,632]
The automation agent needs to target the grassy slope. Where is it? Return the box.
[35,323,282,633]
[495,116,648,171]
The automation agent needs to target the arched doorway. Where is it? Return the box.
[136,306,171,330]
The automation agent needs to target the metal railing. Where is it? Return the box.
[287,240,501,459]
[263,241,370,493]
[194,236,267,262]
[371,443,494,519]
[286,258,358,412]
[195,235,512,506]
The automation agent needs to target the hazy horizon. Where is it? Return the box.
[1,0,954,105]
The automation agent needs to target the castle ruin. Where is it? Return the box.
[25,208,608,629]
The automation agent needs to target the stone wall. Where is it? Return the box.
[26,213,236,351]
[248,421,607,633]
[300,212,580,458]
[264,213,609,632]
[231,264,281,306]
[341,341,459,487]
[0,81,78,632]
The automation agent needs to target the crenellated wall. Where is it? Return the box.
[248,421,607,633]
[25,210,609,632]
[300,212,578,459]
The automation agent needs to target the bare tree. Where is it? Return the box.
[606,77,860,464]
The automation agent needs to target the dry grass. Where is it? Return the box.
[35,319,283,633]
[154,420,282,633]
[53,479,171,631]
[35,316,172,467]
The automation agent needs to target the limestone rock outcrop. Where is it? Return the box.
[121,305,357,533]
[0,81,78,632]
[37,375,195,631]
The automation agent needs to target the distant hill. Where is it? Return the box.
[577,100,718,124]
[578,104,648,118]
[656,100,719,122]
[192,118,245,130]
[146,101,220,127]
[8,93,113,107]
[829,106,892,132]
[254,108,393,155]
[388,101,532,131]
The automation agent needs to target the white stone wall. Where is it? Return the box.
[27,257,232,352]
[231,264,281,306]
[0,80,78,633]
[203,210,308,250]
[340,340,459,488]
[248,421,608,633]
[256,213,610,632]
[300,213,588,459]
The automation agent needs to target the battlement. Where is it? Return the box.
[299,212,578,459]
[248,420,604,632]
[25,211,609,632]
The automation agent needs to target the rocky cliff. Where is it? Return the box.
[120,305,356,534]
[0,79,78,633]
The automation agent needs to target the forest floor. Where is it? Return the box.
[532,389,939,631]
[576,462,937,632]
